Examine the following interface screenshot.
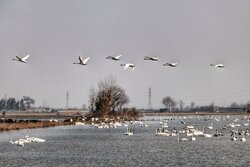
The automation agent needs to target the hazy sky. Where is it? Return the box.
[1,0,250,109]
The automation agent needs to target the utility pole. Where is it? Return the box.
[147,87,152,110]
[66,91,69,110]
[4,94,7,110]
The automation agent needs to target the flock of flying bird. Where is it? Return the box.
[12,54,225,70]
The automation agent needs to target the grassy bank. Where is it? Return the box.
[0,121,74,132]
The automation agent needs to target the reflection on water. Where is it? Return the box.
[0,115,250,166]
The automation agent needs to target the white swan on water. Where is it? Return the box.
[73,56,90,65]
[231,132,237,141]
[201,127,213,138]
[125,127,134,135]
[9,140,24,147]
[240,133,246,142]
[26,136,46,143]
[9,136,46,147]
[191,134,196,141]
[208,123,213,130]
[12,54,30,63]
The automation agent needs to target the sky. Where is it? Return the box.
[1,0,250,109]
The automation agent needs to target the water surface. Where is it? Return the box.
[0,115,249,166]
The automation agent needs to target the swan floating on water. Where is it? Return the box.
[214,129,223,137]
[9,140,24,147]
[231,132,237,141]
[156,128,170,136]
[208,123,213,130]
[191,134,196,141]
[9,136,46,147]
[12,54,30,63]
[125,127,134,135]
[25,135,46,143]
[240,133,246,142]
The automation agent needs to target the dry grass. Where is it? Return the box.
[0,121,74,132]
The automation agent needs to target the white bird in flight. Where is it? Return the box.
[144,56,159,61]
[210,64,224,68]
[163,62,178,67]
[12,54,30,63]
[73,56,90,65]
[106,55,122,61]
[120,63,135,71]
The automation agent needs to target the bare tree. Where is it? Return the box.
[230,102,239,108]
[6,98,16,110]
[162,96,176,112]
[89,76,129,117]
[190,101,195,111]
[247,103,250,113]
[21,96,35,110]
[209,102,215,112]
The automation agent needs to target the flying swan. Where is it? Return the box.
[12,54,30,63]
[106,55,122,61]
[144,56,159,61]
[120,63,135,71]
[163,63,178,67]
[73,56,90,65]
[210,64,224,68]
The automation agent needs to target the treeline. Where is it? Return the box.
[161,96,250,112]
[0,96,35,111]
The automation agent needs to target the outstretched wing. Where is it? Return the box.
[79,56,84,64]
[152,57,158,61]
[217,64,224,68]
[83,57,90,64]
[124,64,129,70]
[22,55,30,61]
[115,54,122,59]
[16,56,22,61]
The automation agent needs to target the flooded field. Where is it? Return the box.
[0,115,249,166]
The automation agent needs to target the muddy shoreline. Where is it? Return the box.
[1,112,249,132]
[0,121,75,132]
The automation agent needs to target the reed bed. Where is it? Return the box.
[0,121,74,132]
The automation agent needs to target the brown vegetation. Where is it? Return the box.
[0,121,74,132]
